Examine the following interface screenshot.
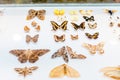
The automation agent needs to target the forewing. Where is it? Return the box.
[9,50,25,57]
[26,9,36,20]
[49,64,65,78]
[61,21,68,30]
[26,35,31,43]
[50,21,59,31]
[66,65,80,78]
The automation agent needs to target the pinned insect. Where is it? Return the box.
[26,9,46,20]
[85,32,99,39]
[101,66,120,80]
[82,42,104,54]
[51,21,68,31]
[104,9,117,16]
[83,16,95,22]
[54,34,65,42]
[35,25,41,31]
[70,35,79,40]
[15,66,38,77]
[9,49,50,63]
[88,23,97,29]
[69,10,78,15]
[51,46,86,63]
[31,21,37,27]
[79,10,93,16]
[71,22,85,30]
[54,9,65,16]
[26,34,39,43]
[49,64,80,78]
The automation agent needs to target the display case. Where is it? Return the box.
[0,4,120,80]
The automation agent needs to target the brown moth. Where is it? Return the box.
[70,35,78,40]
[26,9,46,20]
[15,66,38,77]
[9,49,50,63]
[83,42,104,54]
[51,46,69,63]
[26,34,39,43]
[24,26,30,32]
[49,64,80,78]
[54,34,65,42]
[101,66,120,80]
[66,46,86,59]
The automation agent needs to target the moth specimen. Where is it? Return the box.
[69,10,78,15]
[54,9,65,16]
[71,22,85,30]
[51,46,86,63]
[26,9,46,20]
[88,23,97,29]
[49,64,80,78]
[54,34,65,42]
[101,66,120,80]
[104,9,117,16]
[9,49,50,63]
[15,66,38,77]
[79,10,93,16]
[50,21,68,31]
[82,42,104,54]
[85,32,99,39]
[83,16,95,22]
[26,34,39,43]
[70,35,79,40]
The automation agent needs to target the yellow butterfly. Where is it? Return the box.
[79,10,93,16]
[49,64,80,78]
[69,10,78,15]
[101,66,120,80]
[54,9,65,16]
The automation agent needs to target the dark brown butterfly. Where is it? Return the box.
[83,16,95,22]
[51,46,69,63]
[54,34,65,42]
[26,34,39,43]
[66,46,86,59]
[26,9,46,20]
[51,21,68,31]
[9,49,50,63]
[85,32,99,39]
[15,66,38,77]
[71,22,85,30]
[70,35,78,40]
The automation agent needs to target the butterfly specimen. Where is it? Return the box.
[31,21,37,27]
[85,32,99,39]
[51,46,86,63]
[104,9,117,16]
[79,10,93,16]
[101,66,120,80]
[66,46,86,59]
[26,34,39,43]
[71,22,85,30]
[69,10,78,15]
[83,16,95,22]
[9,49,50,63]
[15,66,38,77]
[54,9,65,16]
[35,25,41,31]
[24,26,30,32]
[49,64,80,78]
[26,9,46,20]
[54,34,65,42]
[51,46,69,63]
[50,21,68,31]
[82,42,104,54]
[70,35,79,40]
[88,23,97,29]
